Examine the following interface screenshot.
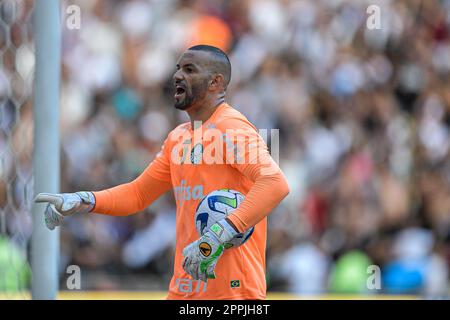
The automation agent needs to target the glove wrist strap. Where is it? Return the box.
[209,219,238,244]
[76,191,96,213]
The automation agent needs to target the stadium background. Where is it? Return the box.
[0,0,449,299]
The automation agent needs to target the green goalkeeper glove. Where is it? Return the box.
[182,218,238,282]
[34,192,95,230]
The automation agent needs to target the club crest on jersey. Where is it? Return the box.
[199,242,212,257]
[190,143,203,165]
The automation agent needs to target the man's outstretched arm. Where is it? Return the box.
[92,170,172,216]
[35,167,172,230]
[35,136,173,230]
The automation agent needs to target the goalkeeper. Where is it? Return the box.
[35,45,289,300]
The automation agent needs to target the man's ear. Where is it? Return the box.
[209,74,225,91]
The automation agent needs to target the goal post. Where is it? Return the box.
[31,0,61,300]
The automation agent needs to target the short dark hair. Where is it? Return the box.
[188,44,231,88]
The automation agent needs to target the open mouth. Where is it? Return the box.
[174,85,186,99]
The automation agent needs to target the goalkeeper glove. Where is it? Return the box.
[182,218,238,282]
[34,192,95,230]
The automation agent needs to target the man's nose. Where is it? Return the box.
[173,69,183,82]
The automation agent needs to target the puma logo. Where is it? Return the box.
[199,242,212,257]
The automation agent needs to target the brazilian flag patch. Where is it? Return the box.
[230,280,240,288]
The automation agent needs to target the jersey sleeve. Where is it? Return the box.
[217,118,290,232]
[92,136,173,216]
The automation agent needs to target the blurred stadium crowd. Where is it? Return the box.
[1,0,450,297]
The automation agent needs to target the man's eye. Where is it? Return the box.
[186,67,193,73]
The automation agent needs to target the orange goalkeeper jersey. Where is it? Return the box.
[93,103,289,300]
